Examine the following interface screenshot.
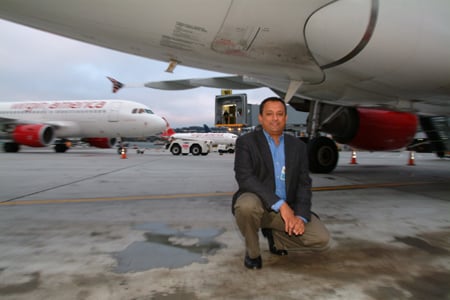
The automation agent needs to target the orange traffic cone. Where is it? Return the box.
[350,149,357,164]
[121,148,127,159]
[407,151,415,166]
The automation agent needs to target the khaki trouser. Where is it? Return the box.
[234,192,330,258]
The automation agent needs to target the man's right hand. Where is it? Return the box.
[279,202,305,236]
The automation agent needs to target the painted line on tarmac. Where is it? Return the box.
[0,192,233,206]
[312,181,437,191]
[0,181,439,206]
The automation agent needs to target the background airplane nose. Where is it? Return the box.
[156,116,167,132]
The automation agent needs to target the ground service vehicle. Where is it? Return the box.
[168,139,210,156]
[217,144,235,154]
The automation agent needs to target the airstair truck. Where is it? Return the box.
[167,139,211,156]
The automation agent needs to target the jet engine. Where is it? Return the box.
[303,105,418,173]
[321,107,418,151]
[12,124,55,147]
[84,137,117,149]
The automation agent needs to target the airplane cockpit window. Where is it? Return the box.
[131,108,154,114]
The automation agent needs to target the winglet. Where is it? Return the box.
[107,76,125,93]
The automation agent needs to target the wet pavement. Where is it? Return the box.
[115,223,224,272]
[0,147,449,299]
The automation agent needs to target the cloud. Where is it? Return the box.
[0,19,275,128]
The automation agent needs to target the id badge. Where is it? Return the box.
[280,166,286,181]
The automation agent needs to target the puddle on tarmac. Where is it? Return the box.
[113,223,225,273]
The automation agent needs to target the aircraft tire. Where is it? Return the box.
[55,144,68,153]
[4,142,20,153]
[171,144,182,155]
[307,136,339,174]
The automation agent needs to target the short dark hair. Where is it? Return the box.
[259,97,287,115]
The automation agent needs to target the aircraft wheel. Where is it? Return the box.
[190,144,201,156]
[171,144,182,155]
[308,136,339,174]
[54,144,68,153]
[4,142,20,153]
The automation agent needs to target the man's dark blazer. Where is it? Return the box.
[232,129,312,221]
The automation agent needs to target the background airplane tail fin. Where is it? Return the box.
[160,117,175,139]
[203,124,211,132]
[107,76,124,93]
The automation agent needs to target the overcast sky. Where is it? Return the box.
[0,19,275,128]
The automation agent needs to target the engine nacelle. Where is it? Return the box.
[321,107,418,151]
[12,124,55,147]
[84,137,116,149]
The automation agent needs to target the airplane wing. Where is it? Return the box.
[1,0,449,172]
[107,75,265,93]
[0,116,38,125]
[0,116,75,130]
[107,75,309,109]
[0,116,17,124]
[2,1,450,113]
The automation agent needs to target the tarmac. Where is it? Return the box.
[0,146,449,300]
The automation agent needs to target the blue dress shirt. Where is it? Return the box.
[263,130,308,224]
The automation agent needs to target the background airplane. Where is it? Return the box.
[0,99,166,153]
[0,1,449,172]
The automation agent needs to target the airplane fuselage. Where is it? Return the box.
[0,0,449,114]
[0,100,166,139]
[1,1,449,170]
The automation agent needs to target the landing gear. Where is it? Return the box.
[303,101,341,173]
[307,136,338,174]
[54,143,69,153]
[3,142,20,153]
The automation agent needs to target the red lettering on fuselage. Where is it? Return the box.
[10,103,48,110]
[10,101,107,111]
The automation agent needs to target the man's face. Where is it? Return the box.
[258,100,287,136]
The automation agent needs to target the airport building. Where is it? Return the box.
[214,91,308,135]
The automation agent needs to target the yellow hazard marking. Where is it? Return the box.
[0,181,440,206]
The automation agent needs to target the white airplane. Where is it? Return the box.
[1,1,449,172]
[0,100,166,153]
[161,121,238,146]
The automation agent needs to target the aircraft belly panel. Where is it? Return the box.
[211,0,328,83]
[305,0,374,69]
[300,0,450,113]
[0,0,231,63]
